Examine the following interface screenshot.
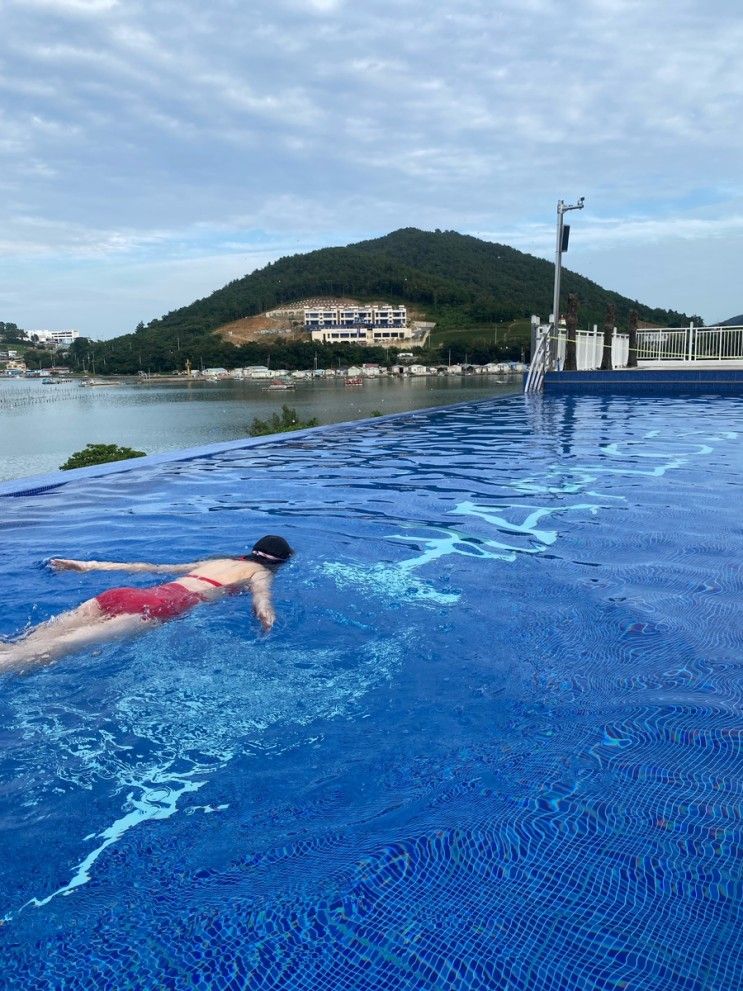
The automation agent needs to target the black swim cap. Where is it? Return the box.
[250,535,294,564]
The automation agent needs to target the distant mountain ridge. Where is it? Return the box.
[70,228,704,373]
[718,314,743,326]
[141,228,699,343]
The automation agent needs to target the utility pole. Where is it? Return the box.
[549,197,585,370]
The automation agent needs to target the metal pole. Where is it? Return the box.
[550,200,564,372]
[548,197,584,374]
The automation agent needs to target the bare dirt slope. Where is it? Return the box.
[215,314,305,344]
[215,298,362,344]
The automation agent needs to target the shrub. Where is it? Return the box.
[60,443,147,471]
[248,405,319,437]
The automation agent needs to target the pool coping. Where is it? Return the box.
[0,394,514,498]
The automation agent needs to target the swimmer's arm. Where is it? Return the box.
[248,569,275,632]
[49,558,201,574]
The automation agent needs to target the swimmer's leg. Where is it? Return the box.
[0,599,158,672]
[22,598,104,639]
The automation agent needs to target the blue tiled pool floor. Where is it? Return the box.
[1,394,741,989]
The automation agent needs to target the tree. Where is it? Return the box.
[0,321,26,343]
[60,443,147,471]
[564,293,579,371]
[627,309,639,368]
[600,303,616,371]
[68,337,93,369]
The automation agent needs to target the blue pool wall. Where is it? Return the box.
[539,367,743,394]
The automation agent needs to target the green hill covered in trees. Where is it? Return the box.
[69,228,703,374]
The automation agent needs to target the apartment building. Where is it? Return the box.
[28,329,80,348]
[306,304,410,345]
[305,304,406,329]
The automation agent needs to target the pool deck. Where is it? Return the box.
[541,364,743,395]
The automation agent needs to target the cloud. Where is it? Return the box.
[478,213,743,260]
[302,0,344,11]
[12,0,118,15]
[0,0,741,333]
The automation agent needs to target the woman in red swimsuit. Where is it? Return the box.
[0,535,293,671]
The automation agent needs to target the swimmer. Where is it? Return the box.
[0,535,293,671]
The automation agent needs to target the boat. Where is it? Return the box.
[345,376,363,387]
[42,377,61,384]
[79,378,122,387]
[262,379,295,392]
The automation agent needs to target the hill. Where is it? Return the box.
[69,229,703,374]
[719,314,743,326]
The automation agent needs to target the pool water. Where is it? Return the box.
[1,394,741,990]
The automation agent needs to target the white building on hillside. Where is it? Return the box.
[305,304,414,346]
[304,304,407,330]
[28,329,80,348]
[304,303,437,348]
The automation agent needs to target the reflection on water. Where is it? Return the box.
[0,376,520,481]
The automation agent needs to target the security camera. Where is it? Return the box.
[578,196,585,206]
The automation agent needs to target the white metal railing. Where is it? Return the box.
[636,324,743,362]
[526,321,743,390]
[692,325,743,360]
[525,323,629,391]
[635,328,688,361]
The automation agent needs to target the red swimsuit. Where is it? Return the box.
[95,575,224,621]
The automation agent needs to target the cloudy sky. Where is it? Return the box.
[2,0,742,338]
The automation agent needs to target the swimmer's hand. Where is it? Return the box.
[254,603,276,633]
[49,558,88,571]
[249,572,275,632]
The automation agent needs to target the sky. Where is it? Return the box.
[1,0,742,339]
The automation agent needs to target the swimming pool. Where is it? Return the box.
[1,394,741,990]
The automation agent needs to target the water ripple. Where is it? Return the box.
[1,394,741,990]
